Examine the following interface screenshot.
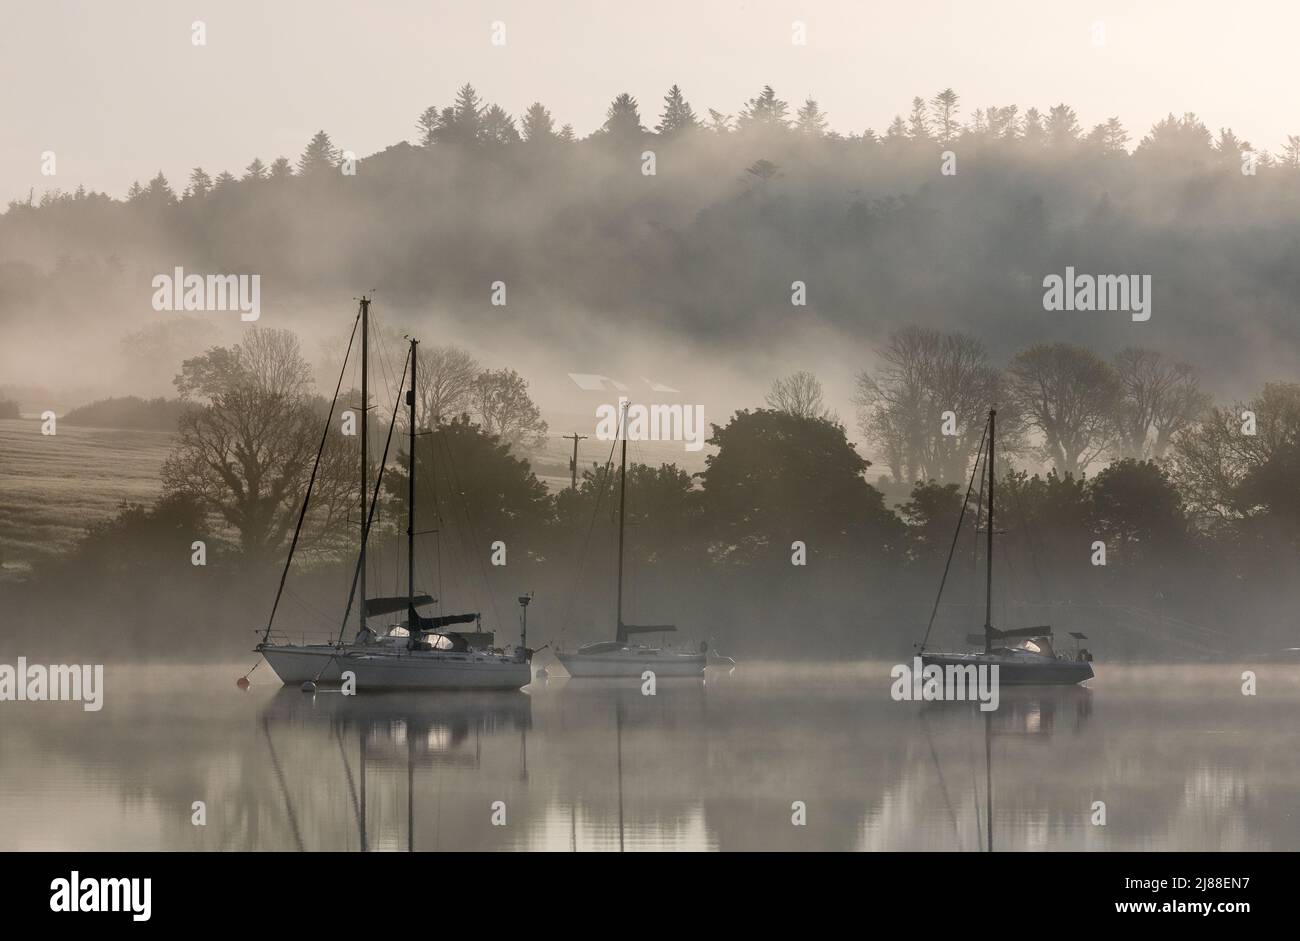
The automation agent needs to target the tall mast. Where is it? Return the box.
[358,297,369,637]
[615,401,628,642]
[984,409,996,655]
[406,338,419,650]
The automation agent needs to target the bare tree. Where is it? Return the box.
[471,368,549,450]
[1007,342,1121,476]
[417,344,481,425]
[1112,348,1210,459]
[1171,382,1300,521]
[854,327,1004,483]
[163,329,354,561]
[765,370,829,420]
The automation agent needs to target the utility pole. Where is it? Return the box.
[563,433,588,490]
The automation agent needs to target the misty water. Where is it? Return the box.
[1,662,1295,851]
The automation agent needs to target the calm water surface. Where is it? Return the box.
[1,662,1296,851]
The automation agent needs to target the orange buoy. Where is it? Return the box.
[236,676,250,691]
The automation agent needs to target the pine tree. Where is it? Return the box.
[416,105,440,147]
[213,170,237,191]
[126,180,145,203]
[480,104,521,144]
[1045,104,1081,146]
[243,158,268,180]
[557,124,575,142]
[601,92,644,142]
[737,85,790,132]
[929,88,960,144]
[907,97,931,140]
[521,102,556,142]
[795,98,829,137]
[706,109,733,134]
[1281,135,1300,169]
[435,84,484,146]
[885,116,908,141]
[269,157,293,180]
[298,130,340,175]
[656,84,700,136]
[146,171,176,205]
[186,167,212,199]
[1022,107,1045,145]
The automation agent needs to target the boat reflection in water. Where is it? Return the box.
[260,688,532,850]
[917,686,1094,851]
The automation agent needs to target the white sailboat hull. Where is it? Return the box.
[555,648,707,678]
[260,644,532,690]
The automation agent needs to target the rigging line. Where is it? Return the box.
[283,585,342,629]
[333,346,411,648]
[969,709,984,853]
[920,710,964,851]
[917,415,990,653]
[258,304,360,647]
[555,426,621,642]
[334,725,362,841]
[263,717,305,852]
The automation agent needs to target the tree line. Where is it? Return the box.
[14,82,1300,214]
[8,323,1298,662]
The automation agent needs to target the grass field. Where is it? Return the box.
[0,418,173,572]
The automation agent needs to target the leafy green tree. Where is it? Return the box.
[898,480,963,566]
[384,415,552,550]
[700,409,901,565]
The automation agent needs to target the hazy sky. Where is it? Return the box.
[3,0,1297,202]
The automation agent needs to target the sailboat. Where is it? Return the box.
[256,299,533,691]
[918,409,1094,686]
[555,404,707,678]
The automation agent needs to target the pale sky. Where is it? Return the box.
[2,0,1296,202]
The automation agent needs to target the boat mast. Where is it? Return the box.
[406,338,419,651]
[615,401,628,642]
[984,409,996,655]
[359,296,369,638]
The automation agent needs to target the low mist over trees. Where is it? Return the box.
[4,81,1300,661]
[7,82,1300,403]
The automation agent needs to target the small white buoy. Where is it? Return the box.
[301,680,317,693]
